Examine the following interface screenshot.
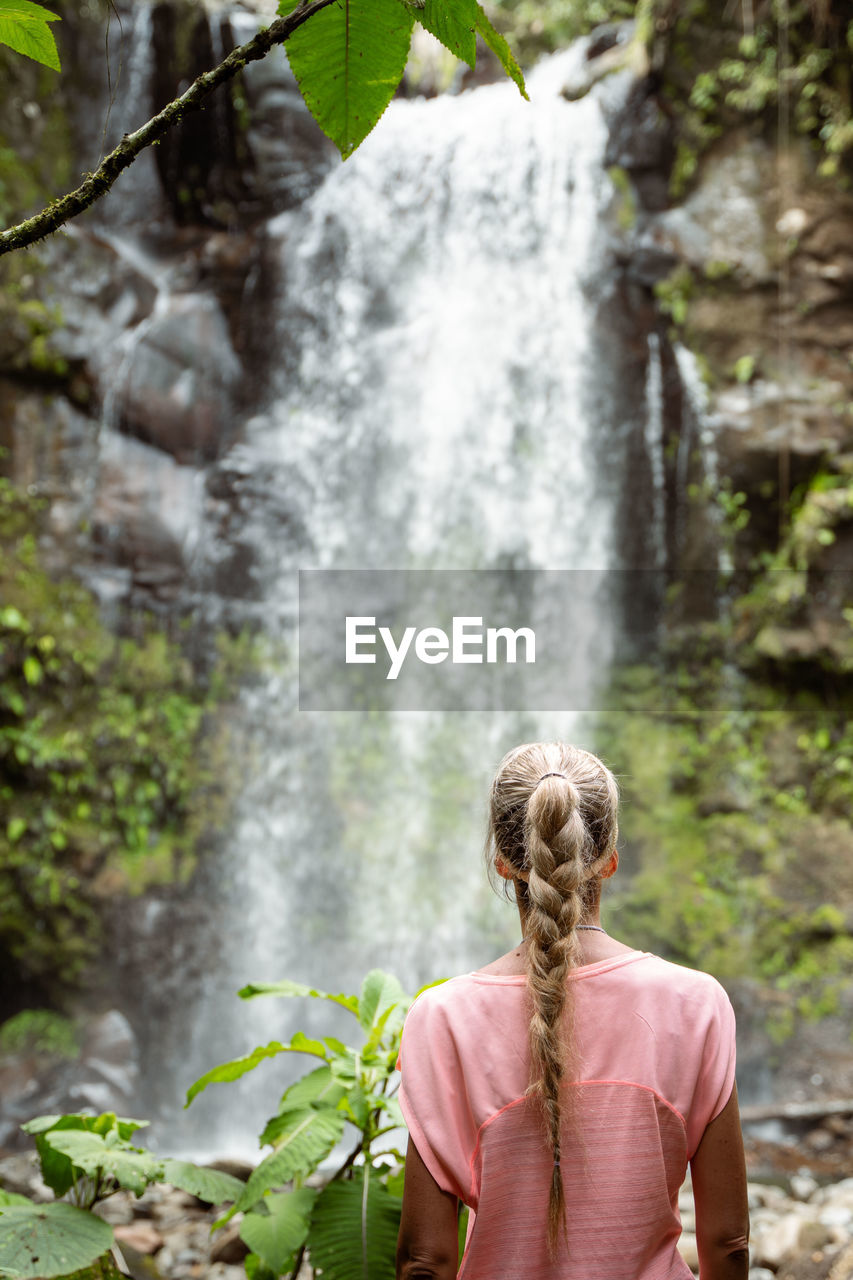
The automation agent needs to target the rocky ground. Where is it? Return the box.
[2,1122,853,1280]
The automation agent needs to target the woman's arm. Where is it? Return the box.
[396,1135,460,1280]
[690,1083,750,1280]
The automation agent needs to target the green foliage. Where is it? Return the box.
[185,969,439,1278]
[490,0,635,62]
[0,1,60,71]
[275,0,526,159]
[0,478,246,1000]
[0,1008,80,1059]
[277,0,417,160]
[663,0,853,189]
[0,972,448,1279]
[305,1168,401,1280]
[0,1110,245,1279]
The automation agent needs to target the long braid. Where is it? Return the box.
[525,775,588,1254]
[486,742,620,1259]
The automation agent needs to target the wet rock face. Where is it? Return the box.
[120,293,242,463]
[235,25,337,213]
[603,78,675,213]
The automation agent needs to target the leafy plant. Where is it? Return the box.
[0,1111,246,1279]
[184,969,442,1279]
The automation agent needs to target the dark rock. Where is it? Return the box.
[203,1157,252,1182]
[209,1220,249,1265]
[82,1009,139,1071]
[586,23,624,61]
[231,14,337,214]
[603,80,675,212]
[0,1151,53,1199]
[119,293,242,462]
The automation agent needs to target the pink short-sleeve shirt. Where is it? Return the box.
[397,951,736,1279]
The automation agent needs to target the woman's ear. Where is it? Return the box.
[497,857,528,884]
[601,849,619,880]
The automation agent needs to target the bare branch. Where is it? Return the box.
[0,0,338,257]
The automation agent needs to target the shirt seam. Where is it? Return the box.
[466,950,653,984]
[466,1078,688,1204]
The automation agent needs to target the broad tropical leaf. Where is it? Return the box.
[275,1064,348,1114]
[238,978,359,1018]
[0,1201,112,1279]
[185,1033,329,1106]
[159,1159,245,1206]
[239,1188,317,1274]
[359,970,405,1035]
[0,0,60,70]
[277,0,414,159]
[42,1131,162,1196]
[306,1166,401,1280]
[21,1115,148,1200]
[213,1107,345,1229]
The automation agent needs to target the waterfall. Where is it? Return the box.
[133,48,666,1160]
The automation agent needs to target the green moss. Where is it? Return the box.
[0,1007,81,1059]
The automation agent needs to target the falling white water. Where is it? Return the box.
[142,49,666,1161]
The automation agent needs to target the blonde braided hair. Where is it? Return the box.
[486,742,619,1256]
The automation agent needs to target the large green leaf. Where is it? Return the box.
[213,1107,346,1230]
[277,0,414,159]
[238,979,359,1018]
[262,1067,348,1146]
[185,1033,329,1106]
[358,971,406,1035]
[0,1201,112,1280]
[472,2,527,99]
[239,1188,317,1274]
[306,1167,401,1280]
[42,1131,162,1196]
[0,0,60,70]
[158,1160,245,1206]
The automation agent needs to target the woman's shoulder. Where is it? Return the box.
[626,952,735,1021]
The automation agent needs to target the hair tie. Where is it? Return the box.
[537,772,566,783]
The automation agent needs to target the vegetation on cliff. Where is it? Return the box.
[598,465,853,1038]
[0,475,251,1013]
[494,0,853,187]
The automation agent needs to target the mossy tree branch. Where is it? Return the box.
[0,0,337,256]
